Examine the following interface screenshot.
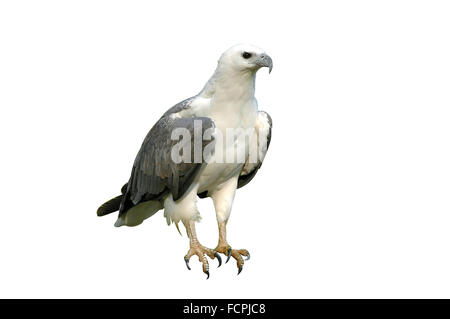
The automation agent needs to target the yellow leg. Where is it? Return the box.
[215,220,250,275]
[183,219,222,279]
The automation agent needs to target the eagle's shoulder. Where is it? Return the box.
[162,96,197,118]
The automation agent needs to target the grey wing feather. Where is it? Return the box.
[119,100,215,215]
[162,97,196,117]
[238,111,272,188]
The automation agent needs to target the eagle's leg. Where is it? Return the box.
[183,219,222,279]
[215,221,250,275]
[211,178,250,274]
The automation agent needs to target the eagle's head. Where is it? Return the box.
[218,44,273,74]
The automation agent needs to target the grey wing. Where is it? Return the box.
[162,96,196,117]
[119,113,215,215]
[238,111,272,188]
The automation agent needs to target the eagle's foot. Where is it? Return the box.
[215,245,250,275]
[184,243,222,279]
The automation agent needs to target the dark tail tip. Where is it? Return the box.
[97,195,123,216]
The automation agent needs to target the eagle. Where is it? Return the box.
[97,44,273,278]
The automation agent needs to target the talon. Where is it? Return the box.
[226,248,232,263]
[238,266,243,275]
[184,257,191,270]
[246,252,250,261]
[205,270,210,280]
[214,252,222,268]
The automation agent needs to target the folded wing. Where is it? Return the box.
[119,111,215,216]
[238,111,272,188]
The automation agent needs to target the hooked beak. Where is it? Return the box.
[256,53,273,73]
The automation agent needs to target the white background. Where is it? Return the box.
[0,0,449,298]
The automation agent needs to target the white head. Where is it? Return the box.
[217,44,273,75]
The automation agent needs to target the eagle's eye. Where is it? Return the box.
[242,52,252,59]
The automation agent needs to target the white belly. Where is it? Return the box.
[190,95,258,193]
[197,162,243,193]
[197,131,248,192]
[197,113,255,193]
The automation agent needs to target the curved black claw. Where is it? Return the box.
[205,270,210,280]
[214,252,222,268]
[246,252,251,261]
[237,266,243,275]
[184,257,191,270]
[225,248,232,263]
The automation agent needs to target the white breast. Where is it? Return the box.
[193,97,258,193]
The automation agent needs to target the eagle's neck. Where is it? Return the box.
[198,67,258,130]
[200,67,256,106]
